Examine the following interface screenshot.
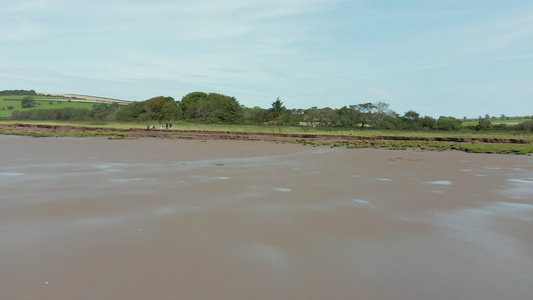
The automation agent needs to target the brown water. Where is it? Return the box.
[1,135,532,300]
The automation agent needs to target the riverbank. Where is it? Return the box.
[1,122,533,154]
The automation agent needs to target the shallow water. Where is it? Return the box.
[1,135,533,300]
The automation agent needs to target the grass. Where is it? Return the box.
[292,139,533,155]
[462,117,533,126]
[1,120,532,139]
[2,120,533,154]
[1,95,95,118]
[0,127,130,139]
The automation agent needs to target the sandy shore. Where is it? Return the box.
[1,135,532,299]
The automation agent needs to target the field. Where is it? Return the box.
[0,94,131,118]
[462,117,532,126]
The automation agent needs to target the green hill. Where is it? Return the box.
[0,92,132,119]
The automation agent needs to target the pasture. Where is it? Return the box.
[0,95,95,118]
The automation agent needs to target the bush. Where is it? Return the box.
[435,117,462,131]
[21,96,36,108]
[517,121,533,131]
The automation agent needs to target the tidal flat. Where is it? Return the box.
[1,135,532,300]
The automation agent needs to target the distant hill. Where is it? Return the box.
[38,93,132,105]
[0,91,133,119]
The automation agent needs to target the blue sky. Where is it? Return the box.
[1,0,532,118]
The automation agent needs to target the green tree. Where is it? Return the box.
[303,107,320,127]
[142,96,176,122]
[21,96,36,108]
[336,106,360,128]
[435,117,462,131]
[266,97,286,123]
[243,106,267,124]
[114,102,144,121]
[419,116,436,129]
[178,92,208,120]
[177,92,243,124]
[355,102,376,128]
[476,117,492,131]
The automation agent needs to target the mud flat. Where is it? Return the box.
[1,135,532,300]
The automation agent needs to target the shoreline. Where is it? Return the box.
[2,123,533,154]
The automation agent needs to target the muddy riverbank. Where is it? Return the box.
[2,123,532,143]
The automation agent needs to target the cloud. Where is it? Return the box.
[0,0,63,13]
[494,54,533,61]
[105,0,341,17]
[0,21,47,41]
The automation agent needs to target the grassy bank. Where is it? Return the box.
[1,120,532,140]
[293,139,533,155]
[0,128,129,139]
[2,120,533,154]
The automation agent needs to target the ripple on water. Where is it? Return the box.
[0,172,24,176]
[273,188,292,192]
[503,178,533,200]
[109,178,146,183]
[428,180,452,185]
[508,178,533,184]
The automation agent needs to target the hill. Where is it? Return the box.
[0,91,132,119]
[38,93,132,105]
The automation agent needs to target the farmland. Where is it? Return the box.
[0,93,131,118]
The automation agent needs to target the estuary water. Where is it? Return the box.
[1,135,532,300]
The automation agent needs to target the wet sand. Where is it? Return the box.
[1,135,532,300]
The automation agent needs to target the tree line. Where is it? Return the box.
[5,90,533,131]
[0,90,37,96]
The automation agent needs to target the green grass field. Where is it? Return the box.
[0,95,96,118]
[462,118,532,127]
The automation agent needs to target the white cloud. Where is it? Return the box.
[0,21,47,41]
[0,0,64,13]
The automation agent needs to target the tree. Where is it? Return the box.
[355,102,376,128]
[141,96,176,122]
[267,97,286,122]
[435,117,462,131]
[336,106,360,128]
[304,107,320,127]
[177,92,243,124]
[178,92,207,120]
[401,110,420,129]
[89,103,121,120]
[21,96,36,108]
[476,117,492,131]
[419,116,436,130]
[317,107,336,127]
[270,97,284,113]
[372,101,395,128]
[0,89,36,96]
[243,106,267,124]
[114,102,144,121]
[404,110,419,121]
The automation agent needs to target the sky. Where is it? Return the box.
[1,0,532,118]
